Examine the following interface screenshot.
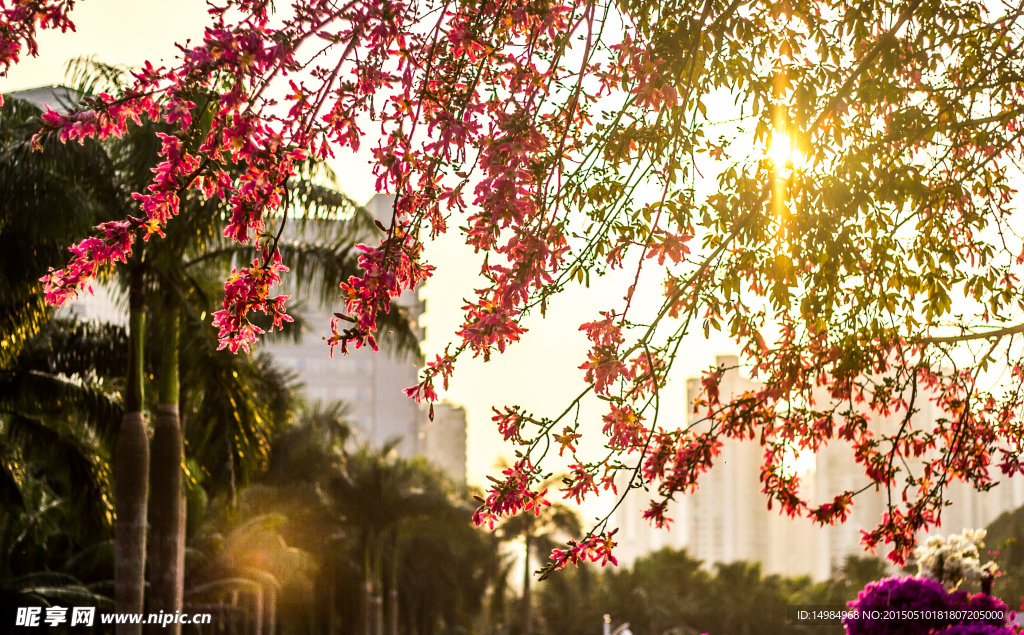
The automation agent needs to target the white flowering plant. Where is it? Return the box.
[914,529,999,590]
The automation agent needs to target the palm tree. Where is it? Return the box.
[62,61,418,634]
[3,56,421,632]
[1,86,153,631]
[254,402,357,634]
[0,318,125,544]
[495,474,581,635]
[327,445,451,635]
[0,92,121,369]
[0,92,135,619]
[397,497,503,635]
[0,317,131,621]
[268,423,496,635]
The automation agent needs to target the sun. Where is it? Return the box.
[767,131,804,171]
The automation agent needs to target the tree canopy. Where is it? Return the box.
[3,0,1024,569]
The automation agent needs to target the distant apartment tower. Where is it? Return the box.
[615,355,819,577]
[615,354,1024,580]
[261,194,471,483]
[57,191,466,481]
[262,193,429,457]
[683,356,820,578]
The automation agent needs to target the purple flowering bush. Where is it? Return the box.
[938,626,1016,635]
[843,576,1015,635]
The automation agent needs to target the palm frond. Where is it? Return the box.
[0,438,26,508]
[63,539,114,582]
[5,414,114,542]
[17,318,127,379]
[18,584,113,609]
[0,370,123,446]
[286,179,372,227]
[182,334,298,493]
[13,571,84,590]
[63,56,130,98]
[0,296,48,371]
[0,96,126,368]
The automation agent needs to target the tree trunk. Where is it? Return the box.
[374,594,384,635]
[375,537,384,635]
[364,538,375,635]
[115,270,149,635]
[388,530,399,635]
[363,581,374,635]
[147,305,185,634]
[328,554,337,635]
[225,423,237,509]
[521,533,532,635]
[388,588,398,635]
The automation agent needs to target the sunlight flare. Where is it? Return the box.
[767,131,806,172]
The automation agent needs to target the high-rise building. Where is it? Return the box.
[680,356,820,578]
[50,183,467,479]
[614,354,1024,580]
[262,194,427,456]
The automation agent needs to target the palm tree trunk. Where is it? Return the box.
[363,580,374,635]
[364,542,374,635]
[147,303,185,634]
[388,588,398,635]
[226,423,237,509]
[388,529,399,635]
[521,533,532,635]
[115,269,149,635]
[326,553,337,635]
[375,538,384,635]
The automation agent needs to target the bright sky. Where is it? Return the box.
[0,1,741,503]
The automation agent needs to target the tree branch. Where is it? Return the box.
[812,0,924,131]
[918,322,1024,345]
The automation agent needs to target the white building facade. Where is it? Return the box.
[61,192,468,485]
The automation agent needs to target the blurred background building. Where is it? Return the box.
[59,185,469,486]
[614,354,1024,580]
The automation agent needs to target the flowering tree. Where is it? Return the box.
[5,0,1024,578]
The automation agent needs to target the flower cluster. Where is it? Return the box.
[36,92,160,144]
[472,459,549,529]
[0,0,76,80]
[210,255,293,354]
[548,529,619,571]
[40,220,135,305]
[916,529,999,590]
[844,576,1014,635]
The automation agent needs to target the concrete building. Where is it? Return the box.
[417,402,468,487]
[57,190,467,481]
[254,194,469,479]
[63,281,126,326]
[262,194,427,456]
[615,356,819,577]
[680,357,820,579]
